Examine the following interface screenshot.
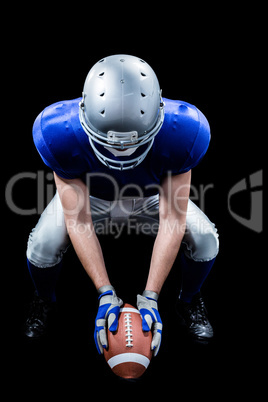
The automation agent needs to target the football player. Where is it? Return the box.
[24,55,219,354]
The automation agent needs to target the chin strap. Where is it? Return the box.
[104,145,138,157]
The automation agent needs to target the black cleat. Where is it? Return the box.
[23,292,56,339]
[176,292,214,344]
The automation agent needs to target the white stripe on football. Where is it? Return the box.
[107,353,150,369]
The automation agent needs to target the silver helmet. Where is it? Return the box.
[79,54,164,170]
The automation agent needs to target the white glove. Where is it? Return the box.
[137,290,163,356]
[94,285,123,354]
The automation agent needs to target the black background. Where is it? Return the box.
[4,7,264,399]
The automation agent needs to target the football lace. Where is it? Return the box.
[124,313,133,347]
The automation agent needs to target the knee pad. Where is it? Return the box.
[183,200,219,262]
[182,223,219,262]
[26,194,70,268]
[26,225,70,268]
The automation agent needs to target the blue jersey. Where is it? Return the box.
[33,97,210,200]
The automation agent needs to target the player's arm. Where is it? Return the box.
[54,172,123,354]
[145,170,191,294]
[137,171,190,355]
[53,172,111,290]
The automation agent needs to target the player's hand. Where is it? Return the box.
[137,290,163,357]
[94,285,123,354]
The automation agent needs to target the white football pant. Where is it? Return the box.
[27,192,219,268]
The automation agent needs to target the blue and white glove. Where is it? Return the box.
[94,285,123,354]
[137,290,163,357]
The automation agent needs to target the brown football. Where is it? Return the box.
[103,303,153,379]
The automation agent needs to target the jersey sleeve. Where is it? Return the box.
[32,100,87,179]
[158,100,211,176]
[179,107,211,173]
